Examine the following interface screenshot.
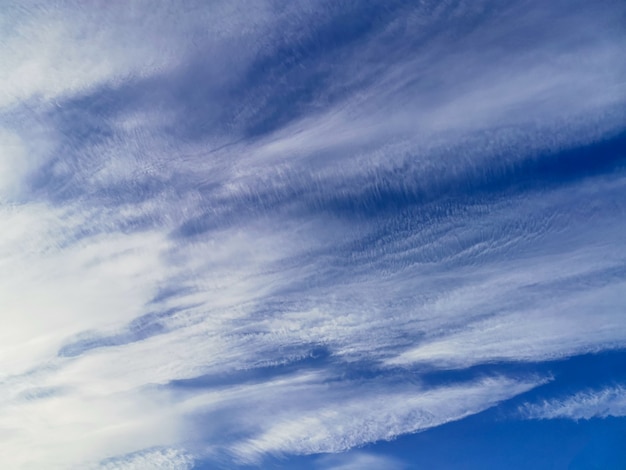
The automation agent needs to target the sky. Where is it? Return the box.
[0,1,625,468]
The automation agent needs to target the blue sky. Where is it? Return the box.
[0,1,625,468]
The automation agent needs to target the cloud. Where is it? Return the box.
[520,386,626,420]
[0,384,187,469]
[222,375,545,462]
[386,263,626,369]
[0,0,285,110]
[0,0,624,468]
[0,202,170,377]
[315,451,406,470]
[96,448,194,470]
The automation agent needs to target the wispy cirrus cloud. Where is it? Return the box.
[0,0,625,468]
[314,452,406,470]
[520,386,626,420]
[96,448,194,470]
[227,375,545,463]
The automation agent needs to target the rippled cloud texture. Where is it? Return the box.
[1,1,625,468]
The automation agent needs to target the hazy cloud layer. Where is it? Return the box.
[1,0,625,468]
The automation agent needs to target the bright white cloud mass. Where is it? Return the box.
[0,0,625,469]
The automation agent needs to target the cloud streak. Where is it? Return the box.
[227,375,544,463]
[521,386,626,420]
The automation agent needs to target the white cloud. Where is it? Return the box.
[316,451,406,470]
[521,386,626,420]
[95,448,194,470]
[0,130,29,198]
[0,0,282,110]
[0,383,186,469]
[220,0,626,186]
[386,279,626,369]
[0,202,169,377]
[227,375,545,462]
[0,0,624,467]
